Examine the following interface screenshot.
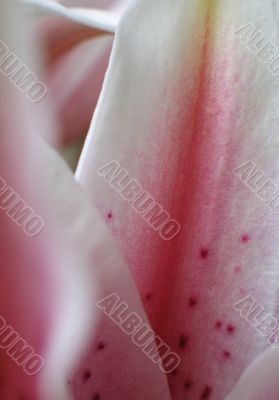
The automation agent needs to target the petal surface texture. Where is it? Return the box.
[38,140,172,400]
[225,347,279,400]
[77,0,279,399]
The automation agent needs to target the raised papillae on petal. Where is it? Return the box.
[77,0,279,398]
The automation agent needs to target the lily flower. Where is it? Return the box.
[2,0,279,400]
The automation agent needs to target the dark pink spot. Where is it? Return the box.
[241,234,249,243]
[145,292,152,301]
[235,266,242,274]
[93,394,100,400]
[184,379,193,390]
[200,247,209,259]
[97,342,105,350]
[83,370,91,381]
[223,350,231,359]
[107,212,112,220]
[201,385,212,399]
[179,335,188,349]
[215,320,222,330]
[189,297,197,307]
[227,324,235,334]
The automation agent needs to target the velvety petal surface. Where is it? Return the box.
[39,141,172,400]
[77,0,279,399]
[225,347,279,400]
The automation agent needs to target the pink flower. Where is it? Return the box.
[1,0,279,399]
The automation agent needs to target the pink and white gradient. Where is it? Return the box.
[77,0,279,399]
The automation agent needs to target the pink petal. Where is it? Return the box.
[38,141,172,400]
[77,0,279,398]
[2,3,171,398]
[28,1,129,143]
[0,1,92,397]
[46,35,113,144]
